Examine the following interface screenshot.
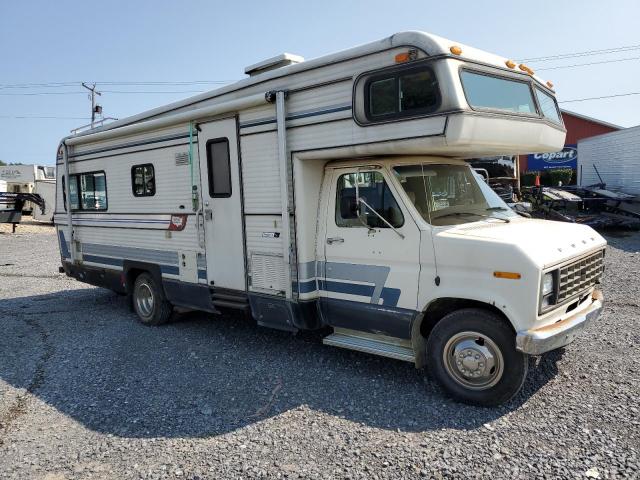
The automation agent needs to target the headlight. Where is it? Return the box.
[542,272,554,296]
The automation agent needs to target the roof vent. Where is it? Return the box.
[244,53,304,76]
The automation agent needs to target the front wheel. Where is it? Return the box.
[132,272,173,325]
[426,308,528,406]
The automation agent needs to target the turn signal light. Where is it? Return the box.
[450,45,463,55]
[493,271,522,280]
[505,60,516,69]
[169,214,188,231]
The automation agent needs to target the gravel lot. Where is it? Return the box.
[0,223,638,479]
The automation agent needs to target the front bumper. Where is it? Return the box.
[516,290,603,355]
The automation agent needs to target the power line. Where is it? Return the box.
[559,92,640,103]
[537,56,640,71]
[0,91,87,96]
[0,115,90,120]
[0,90,206,96]
[0,80,235,90]
[522,44,640,62]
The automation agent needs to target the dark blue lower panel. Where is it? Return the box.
[320,297,416,339]
[163,279,216,312]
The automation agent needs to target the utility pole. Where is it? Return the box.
[81,82,102,128]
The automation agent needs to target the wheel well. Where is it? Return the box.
[420,298,513,339]
[122,261,165,296]
[125,268,146,294]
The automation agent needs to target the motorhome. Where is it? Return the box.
[55,31,605,406]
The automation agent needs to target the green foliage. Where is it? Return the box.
[0,160,6,166]
[522,169,575,187]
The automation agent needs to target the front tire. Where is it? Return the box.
[132,272,173,325]
[426,308,528,406]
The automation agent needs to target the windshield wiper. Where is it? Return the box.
[434,212,510,223]
[486,206,510,212]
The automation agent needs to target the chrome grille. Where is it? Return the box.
[557,250,604,302]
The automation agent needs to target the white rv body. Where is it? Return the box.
[54,31,605,405]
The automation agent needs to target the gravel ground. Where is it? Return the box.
[0,225,638,479]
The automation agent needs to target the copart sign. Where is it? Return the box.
[527,145,577,171]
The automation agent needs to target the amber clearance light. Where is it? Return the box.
[546,80,554,89]
[505,60,516,69]
[518,63,535,75]
[493,271,522,280]
[450,45,463,55]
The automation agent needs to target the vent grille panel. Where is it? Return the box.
[250,252,286,294]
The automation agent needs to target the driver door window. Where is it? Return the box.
[335,171,404,228]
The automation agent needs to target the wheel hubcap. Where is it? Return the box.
[135,282,154,317]
[443,331,504,390]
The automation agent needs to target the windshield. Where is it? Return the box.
[392,163,518,226]
[461,70,537,114]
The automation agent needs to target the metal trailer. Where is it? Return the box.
[578,124,640,196]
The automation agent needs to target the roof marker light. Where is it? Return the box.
[395,49,418,63]
[450,45,463,55]
[546,80,554,89]
[518,63,535,75]
[505,60,516,69]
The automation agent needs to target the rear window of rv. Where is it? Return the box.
[365,65,439,120]
[63,171,107,211]
[460,71,536,115]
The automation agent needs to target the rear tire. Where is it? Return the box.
[132,272,173,325]
[426,308,528,406]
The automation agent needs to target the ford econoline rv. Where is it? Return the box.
[55,32,605,405]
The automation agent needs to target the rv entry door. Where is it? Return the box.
[196,118,245,291]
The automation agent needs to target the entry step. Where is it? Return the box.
[323,328,415,363]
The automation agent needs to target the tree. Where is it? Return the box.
[0,160,6,166]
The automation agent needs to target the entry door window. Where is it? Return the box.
[206,138,231,197]
[335,171,404,228]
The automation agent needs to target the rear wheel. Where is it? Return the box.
[132,272,173,325]
[426,308,528,406]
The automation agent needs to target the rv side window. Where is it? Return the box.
[365,65,439,121]
[335,172,404,228]
[62,175,80,211]
[534,87,562,124]
[131,164,155,197]
[63,171,107,211]
[206,138,231,197]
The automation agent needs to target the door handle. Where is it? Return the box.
[326,237,344,245]
[204,208,213,221]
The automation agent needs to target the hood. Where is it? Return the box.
[443,217,606,268]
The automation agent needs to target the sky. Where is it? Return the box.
[1,0,639,166]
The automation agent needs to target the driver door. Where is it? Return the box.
[322,167,421,338]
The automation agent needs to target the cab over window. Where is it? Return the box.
[131,164,155,197]
[335,172,404,228]
[366,65,439,121]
